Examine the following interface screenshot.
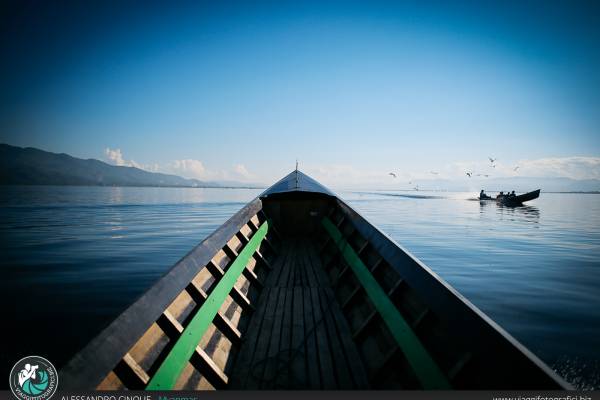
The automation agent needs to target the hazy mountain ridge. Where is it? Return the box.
[0,144,262,188]
[2,144,598,192]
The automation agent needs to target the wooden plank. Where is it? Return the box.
[352,309,377,341]
[286,240,297,288]
[227,287,272,388]
[263,240,286,288]
[369,345,400,383]
[236,231,249,245]
[274,287,294,388]
[262,287,288,388]
[265,217,282,241]
[190,347,229,389]
[318,288,353,389]
[310,287,336,389]
[321,217,450,389]
[279,240,294,288]
[341,285,362,309]
[388,278,404,296]
[301,240,318,288]
[370,257,384,272]
[204,260,255,313]
[306,239,332,287]
[157,310,184,339]
[335,264,351,285]
[412,309,431,330]
[146,221,269,390]
[223,243,238,260]
[448,353,472,380]
[295,242,307,287]
[244,287,280,389]
[357,240,369,254]
[319,236,331,253]
[255,211,282,241]
[242,266,263,289]
[206,260,225,277]
[254,249,273,270]
[263,237,278,254]
[247,218,259,233]
[289,286,306,388]
[156,310,229,389]
[114,353,150,389]
[185,282,242,345]
[229,286,255,314]
[303,287,321,389]
[274,241,289,287]
[323,288,370,389]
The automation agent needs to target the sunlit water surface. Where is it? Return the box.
[1,186,598,389]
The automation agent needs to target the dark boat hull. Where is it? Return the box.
[498,189,541,206]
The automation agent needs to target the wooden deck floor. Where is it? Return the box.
[229,238,369,389]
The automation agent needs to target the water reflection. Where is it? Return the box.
[109,186,124,204]
[479,200,540,224]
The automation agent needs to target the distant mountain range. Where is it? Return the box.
[0,144,263,188]
[2,143,598,192]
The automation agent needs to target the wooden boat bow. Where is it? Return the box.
[59,172,569,390]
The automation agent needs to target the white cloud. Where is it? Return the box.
[165,160,256,182]
[169,159,206,179]
[103,146,599,188]
[104,148,256,182]
[232,164,253,179]
[305,164,394,188]
[105,148,126,166]
[516,157,600,180]
[300,156,600,190]
[105,147,144,169]
[446,156,600,180]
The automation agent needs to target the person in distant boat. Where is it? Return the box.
[480,190,488,199]
[511,190,516,197]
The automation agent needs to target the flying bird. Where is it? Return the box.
[430,171,439,175]
[466,172,473,177]
[513,166,520,171]
[489,157,497,163]
[413,185,419,191]
[389,172,397,178]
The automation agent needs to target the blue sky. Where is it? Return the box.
[1,1,599,186]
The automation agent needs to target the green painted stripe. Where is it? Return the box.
[321,217,451,389]
[146,221,269,390]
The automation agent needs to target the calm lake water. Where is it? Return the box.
[1,186,599,389]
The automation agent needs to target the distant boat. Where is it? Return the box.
[60,173,565,390]
[479,189,540,206]
[497,189,541,206]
